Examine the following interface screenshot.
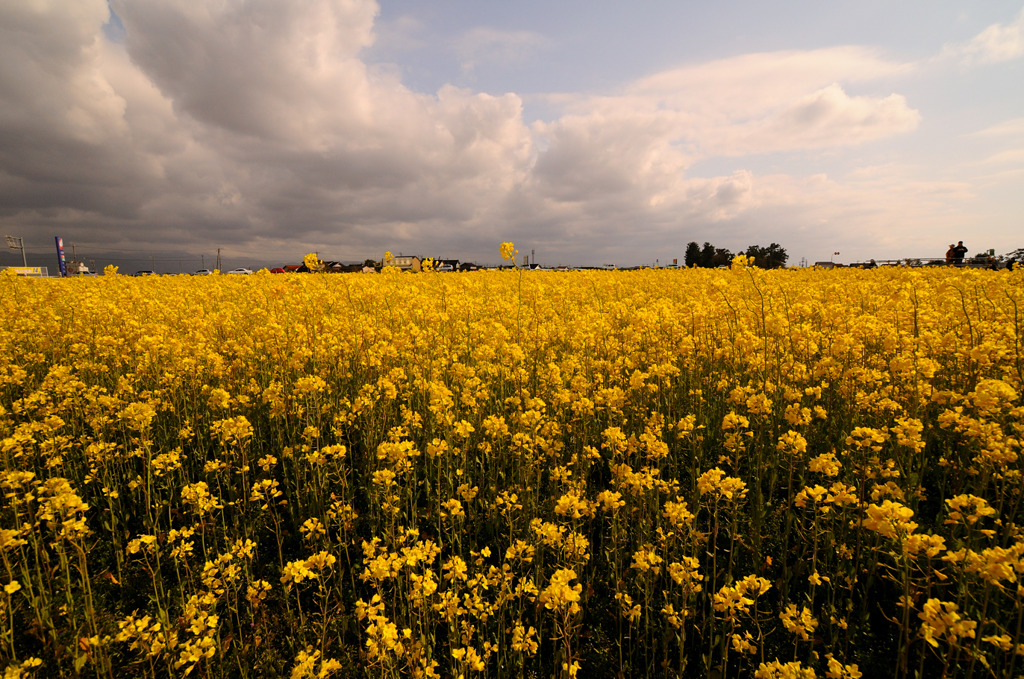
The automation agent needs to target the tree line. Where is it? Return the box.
[684,241,789,269]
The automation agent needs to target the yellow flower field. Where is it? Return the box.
[1,260,1022,678]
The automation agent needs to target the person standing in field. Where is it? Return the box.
[953,241,968,265]
[945,244,955,264]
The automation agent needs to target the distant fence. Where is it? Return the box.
[1,266,49,277]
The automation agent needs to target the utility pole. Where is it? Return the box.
[216,248,221,271]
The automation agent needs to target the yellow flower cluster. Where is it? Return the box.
[918,598,977,649]
[713,574,771,621]
[697,467,748,501]
[779,603,819,641]
[539,568,582,615]
[755,659,818,678]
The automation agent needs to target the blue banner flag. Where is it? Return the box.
[55,237,67,277]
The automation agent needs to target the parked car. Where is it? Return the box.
[269,267,286,273]
[133,270,157,276]
[194,269,214,275]
[226,267,254,275]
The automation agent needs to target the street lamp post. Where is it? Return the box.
[5,235,27,267]
[832,251,840,263]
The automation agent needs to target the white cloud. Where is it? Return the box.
[531,108,691,204]
[967,116,1024,138]
[679,171,758,221]
[526,49,921,214]
[947,7,1024,64]
[731,84,921,155]
[537,48,920,168]
[627,47,914,118]
[979,148,1024,166]
[963,117,1024,169]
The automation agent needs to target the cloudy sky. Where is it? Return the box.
[1,0,1022,270]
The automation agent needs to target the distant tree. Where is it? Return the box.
[744,243,789,269]
[684,242,701,268]
[691,242,734,268]
[699,242,716,268]
[765,243,789,268]
[711,247,733,268]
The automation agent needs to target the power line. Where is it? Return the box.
[13,246,227,257]
[65,255,207,263]
[4,255,208,264]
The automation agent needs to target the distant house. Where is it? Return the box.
[384,254,421,272]
[335,263,365,273]
[283,264,303,272]
[323,261,364,273]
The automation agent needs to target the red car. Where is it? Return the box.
[269,267,286,273]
